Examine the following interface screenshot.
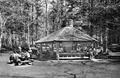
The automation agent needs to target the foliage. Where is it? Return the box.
[38,51,57,61]
[21,42,29,51]
[88,3,120,29]
[86,1,120,45]
[49,0,92,31]
[0,0,120,50]
[0,0,45,49]
[49,0,80,31]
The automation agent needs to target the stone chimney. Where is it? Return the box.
[69,19,74,27]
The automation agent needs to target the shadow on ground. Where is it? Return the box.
[0,75,34,78]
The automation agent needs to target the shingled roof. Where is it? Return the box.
[35,26,97,43]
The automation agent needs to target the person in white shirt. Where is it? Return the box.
[25,51,30,60]
[11,50,21,66]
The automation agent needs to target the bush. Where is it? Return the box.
[21,43,29,51]
[37,51,57,61]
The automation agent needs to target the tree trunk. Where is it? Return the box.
[0,16,7,50]
[27,23,30,47]
[45,0,48,36]
[105,28,109,52]
[0,15,3,50]
[0,27,2,50]
[36,23,38,40]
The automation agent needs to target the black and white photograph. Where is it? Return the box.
[0,0,120,78]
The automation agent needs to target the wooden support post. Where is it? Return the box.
[57,52,59,60]
[52,42,53,52]
[40,43,42,52]
[57,42,59,60]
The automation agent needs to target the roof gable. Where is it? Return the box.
[35,26,97,43]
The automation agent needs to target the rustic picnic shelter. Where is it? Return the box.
[35,26,97,60]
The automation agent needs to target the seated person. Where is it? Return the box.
[9,51,14,63]
[28,48,32,57]
[25,51,30,60]
[20,50,32,65]
[19,50,30,61]
[95,47,103,55]
[19,51,26,61]
[9,51,21,65]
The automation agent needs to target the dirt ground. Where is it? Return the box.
[0,53,120,78]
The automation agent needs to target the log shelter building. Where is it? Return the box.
[35,26,97,60]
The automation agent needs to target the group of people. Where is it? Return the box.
[90,46,104,58]
[8,47,33,66]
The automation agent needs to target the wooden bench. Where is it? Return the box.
[57,53,90,60]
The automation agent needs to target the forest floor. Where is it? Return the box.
[0,53,120,78]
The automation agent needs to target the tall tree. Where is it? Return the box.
[0,0,44,49]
